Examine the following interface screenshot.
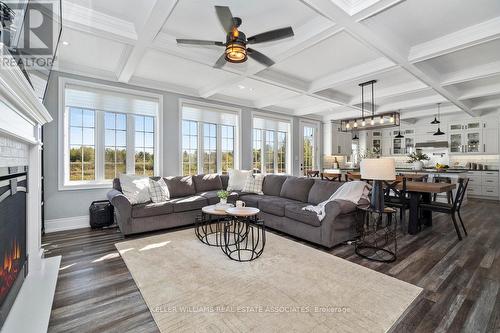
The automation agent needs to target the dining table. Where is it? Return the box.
[399,181,457,234]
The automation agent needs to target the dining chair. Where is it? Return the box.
[432,176,453,204]
[306,170,320,178]
[419,178,469,240]
[321,172,341,181]
[384,177,408,233]
[345,172,360,182]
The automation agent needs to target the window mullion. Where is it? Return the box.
[198,122,203,174]
[96,111,105,181]
[217,125,222,174]
[126,115,135,174]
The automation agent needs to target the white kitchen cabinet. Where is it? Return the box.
[449,133,464,153]
[483,127,499,154]
[466,171,499,199]
[328,122,352,156]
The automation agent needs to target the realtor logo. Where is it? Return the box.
[4,1,55,55]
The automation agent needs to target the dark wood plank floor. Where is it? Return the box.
[43,199,500,333]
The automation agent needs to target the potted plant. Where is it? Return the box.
[217,190,229,205]
[407,152,430,171]
[0,1,15,47]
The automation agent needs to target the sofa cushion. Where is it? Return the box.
[169,195,208,213]
[192,174,223,193]
[132,201,173,218]
[259,197,301,217]
[119,174,151,205]
[280,177,315,202]
[198,190,239,205]
[284,204,321,227]
[227,169,252,191]
[308,180,344,205]
[164,176,196,198]
[238,194,275,208]
[262,175,288,196]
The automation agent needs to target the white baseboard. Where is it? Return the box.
[45,215,89,233]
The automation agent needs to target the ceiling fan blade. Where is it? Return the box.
[176,39,225,46]
[247,48,275,67]
[213,54,227,69]
[247,27,294,44]
[215,6,234,33]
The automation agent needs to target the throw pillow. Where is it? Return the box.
[119,174,151,205]
[242,174,264,195]
[149,178,170,203]
[227,169,252,191]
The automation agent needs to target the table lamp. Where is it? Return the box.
[360,158,396,212]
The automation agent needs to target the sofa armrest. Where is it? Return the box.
[107,190,132,230]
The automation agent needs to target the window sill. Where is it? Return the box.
[58,181,113,191]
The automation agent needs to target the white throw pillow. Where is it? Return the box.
[148,178,170,203]
[119,174,151,205]
[227,169,252,191]
[242,174,264,195]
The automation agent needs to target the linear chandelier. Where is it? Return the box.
[340,80,401,132]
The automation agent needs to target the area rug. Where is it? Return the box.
[115,229,422,332]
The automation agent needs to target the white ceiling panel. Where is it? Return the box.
[134,50,239,91]
[275,94,336,112]
[415,39,500,76]
[271,31,380,83]
[215,79,299,104]
[56,28,126,73]
[362,0,500,47]
[448,74,500,95]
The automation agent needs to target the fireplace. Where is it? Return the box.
[0,166,28,328]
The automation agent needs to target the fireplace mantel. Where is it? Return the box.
[0,45,60,333]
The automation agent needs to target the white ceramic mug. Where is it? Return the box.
[236,200,246,208]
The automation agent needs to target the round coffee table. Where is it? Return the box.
[221,207,266,262]
[195,204,233,246]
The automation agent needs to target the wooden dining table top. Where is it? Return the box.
[399,181,456,193]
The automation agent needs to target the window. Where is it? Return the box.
[181,101,239,176]
[182,120,198,176]
[104,112,127,179]
[203,123,217,174]
[135,115,155,176]
[69,108,95,181]
[252,116,291,174]
[60,80,161,189]
[252,129,262,172]
[221,125,234,173]
[303,126,314,174]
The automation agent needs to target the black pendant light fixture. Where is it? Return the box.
[433,103,445,136]
[353,131,359,140]
[430,103,440,124]
[395,110,404,138]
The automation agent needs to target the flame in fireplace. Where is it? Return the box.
[0,239,23,301]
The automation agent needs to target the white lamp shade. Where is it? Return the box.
[360,158,396,181]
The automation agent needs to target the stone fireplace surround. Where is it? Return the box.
[0,47,61,332]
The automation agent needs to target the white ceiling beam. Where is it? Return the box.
[377,95,447,113]
[116,0,179,83]
[441,61,500,86]
[198,77,247,99]
[254,92,300,109]
[409,17,500,63]
[308,57,397,93]
[349,81,429,105]
[300,0,475,117]
[61,2,138,44]
[459,84,500,100]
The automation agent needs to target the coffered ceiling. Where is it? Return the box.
[54,0,500,121]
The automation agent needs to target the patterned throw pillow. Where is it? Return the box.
[119,174,151,205]
[149,178,170,203]
[242,174,264,195]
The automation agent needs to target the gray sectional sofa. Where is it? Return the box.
[107,174,364,248]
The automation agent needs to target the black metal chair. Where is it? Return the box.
[433,176,453,204]
[383,177,408,233]
[419,178,469,240]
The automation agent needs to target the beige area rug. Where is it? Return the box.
[115,229,422,333]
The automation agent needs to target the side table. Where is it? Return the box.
[195,205,233,246]
[355,207,398,263]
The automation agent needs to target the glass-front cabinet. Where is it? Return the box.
[450,133,463,153]
[393,137,404,155]
[466,132,481,153]
[405,137,414,154]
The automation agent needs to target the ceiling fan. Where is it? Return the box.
[176,6,294,68]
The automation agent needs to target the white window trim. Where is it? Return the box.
[58,77,163,191]
[178,98,241,174]
[251,111,293,175]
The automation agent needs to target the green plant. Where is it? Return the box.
[407,152,430,163]
[217,190,229,200]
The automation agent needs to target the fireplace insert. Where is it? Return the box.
[0,166,28,328]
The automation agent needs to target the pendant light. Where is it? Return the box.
[433,103,445,136]
[431,103,440,124]
[395,110,404,138]
[353,131,359,140]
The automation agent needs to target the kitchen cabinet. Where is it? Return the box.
[449,133,463,153]
[483,127,499,154]
[449,129,482,154]
[327,122,352,156]
[466,131,481,153]
[466,171,499,199]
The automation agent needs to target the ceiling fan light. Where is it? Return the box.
[225,42,247,63]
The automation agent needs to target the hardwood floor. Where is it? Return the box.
[43,199,500,333]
